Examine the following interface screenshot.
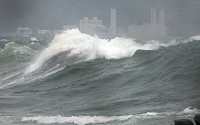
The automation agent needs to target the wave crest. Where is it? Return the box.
[25,29,180,74]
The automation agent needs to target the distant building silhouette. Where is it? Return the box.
[110,9,116,35]
[63,25,78,31]
[128,8,167,41]
[17,27,32,37]
[158,9,166,40]
[79,17,106,35]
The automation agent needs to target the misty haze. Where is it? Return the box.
[0,0,200,125]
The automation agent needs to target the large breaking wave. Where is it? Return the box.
[25,29,185,74]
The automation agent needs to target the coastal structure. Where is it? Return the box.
[37,30,52,36]
[128,8,167,41]
[52,30,62,35]
[17,27,32,37]
[79,17,106,35]
[158,9,166,40]
[110,9,116,35]
[37,29,62,36]
[78,9,117,38]
[63,25,78,31]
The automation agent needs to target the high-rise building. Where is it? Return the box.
[128,8,166,41]
[158,9,166,39]
[111,9,116,35]
[159,9,165,25]
[151,8,156,25]
[151,8,158,39]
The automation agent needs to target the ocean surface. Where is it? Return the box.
[0,29,200,125]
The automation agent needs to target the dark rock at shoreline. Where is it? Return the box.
[194,114,200,125]
[174,119,193,125]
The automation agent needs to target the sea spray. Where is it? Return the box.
[0,42,42,64]
[189,35,200,41]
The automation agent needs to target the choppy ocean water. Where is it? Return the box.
[0,29,200,125]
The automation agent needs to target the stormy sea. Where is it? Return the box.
[0,29,200,125]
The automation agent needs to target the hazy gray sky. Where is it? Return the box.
[0,0,200,37]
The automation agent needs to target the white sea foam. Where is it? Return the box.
[25,29,181,74]
[21,107,200,124]
[180,107,199,115]
[140,112,158,116]
[22,115,133,125]
[190,35,200,41]
[139,107,200,118]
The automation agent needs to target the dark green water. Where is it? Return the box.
[0,30,200,125]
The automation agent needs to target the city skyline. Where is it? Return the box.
[128,8,167,41]
[16,8,167,41]
[1,0,200,38]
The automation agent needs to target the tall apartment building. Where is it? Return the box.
[128,8,167,41]
[158,9,166,40]
[79,17,106,35]
[111,9,116,35]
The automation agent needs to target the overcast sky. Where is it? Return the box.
[0,0,200,37]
